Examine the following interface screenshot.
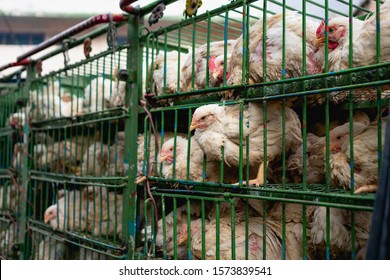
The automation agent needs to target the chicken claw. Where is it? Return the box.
[135,176,147,184]
[354,184,377,194]
[246,178,265,187]
[234,161,268,187]
[69,165,81,175]
[223,90,235,100]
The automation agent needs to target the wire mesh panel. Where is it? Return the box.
[0,83,27,259]
[133,0,388,260]
[0,0,389,261]
[139,192,371,260]
[24,43,130,259]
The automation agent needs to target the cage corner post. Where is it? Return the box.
[18,63,35,260]
[123,12,142,260]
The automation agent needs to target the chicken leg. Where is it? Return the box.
[68,165,81,175]
[247,161,269,186]
[354,184,377,194]
[234,161,269,187]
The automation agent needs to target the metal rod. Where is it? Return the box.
[119,0,141,14]
[0,59,31,72]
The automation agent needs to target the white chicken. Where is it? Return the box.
[106,132,126,177]
[227,12,321,98]
[310,206,372,260]
[286,111,371,185]
[190,101,302,186]
[180,40,236,91]
[180,216,296,260]
[35,238,65,260]
[11,143,23,172]
[0,224,18,257]
[330,117,387,194]
[0,184,18,212]
[44,189,86,232]
[7,109,26,128]
[108,79,127,108]
[82,186,123,239]
[137,131,185,180]
[160,135,220,183]
[36,133,97,174]
[313,1,390,72]
[83,77,126,113]
[286,132,325,184]
[29,80,84,120]
[142,202,202,259]
[78,142,109,176]
[149,51,188,96]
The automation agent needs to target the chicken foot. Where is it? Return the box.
[135,176,147,184]
[68,165,81,175]
[234,161,269,187]
[354,184,377,194]
[247,161,269,186]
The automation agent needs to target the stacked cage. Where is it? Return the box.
[0,0,389,260]
[25,44,132,259]
[0,79,27,259]
[134,0,387,260]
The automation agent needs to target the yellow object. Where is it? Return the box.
[185,0,203,17]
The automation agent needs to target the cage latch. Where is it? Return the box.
[61,40,72,73]
[107,13,118,51]
[35,60,43,77]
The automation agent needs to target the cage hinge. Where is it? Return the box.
[12,243,24,253]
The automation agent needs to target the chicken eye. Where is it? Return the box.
[200,116,206,120]
[169,147,173,151]
[329,27,335,33]
[336,135,342,140]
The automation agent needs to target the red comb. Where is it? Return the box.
[208,56,217,72]
[316,19,325,38]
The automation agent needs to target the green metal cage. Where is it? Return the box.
[0,82,28,259]
[0,0,388,260]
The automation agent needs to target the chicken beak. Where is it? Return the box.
[61,94,71,102]
[313,36,325,47]
[160,155,169,162]
[213,69,223,80]
[324,143,340,154]
[189,124,197,131]
[178,235,187,245]
[329,143,341,153]
[189,121,198,131]
[43,213,51,224]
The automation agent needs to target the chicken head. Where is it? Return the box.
[314,18,348,50]
[190,105,219,131]
[209,54,231,85]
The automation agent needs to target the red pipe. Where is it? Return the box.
[16,14,128,62]
[0,59,32,72]
[120,0,141,14]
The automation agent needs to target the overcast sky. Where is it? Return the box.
[0,0,366,18]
